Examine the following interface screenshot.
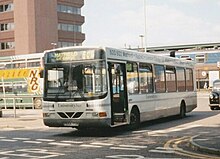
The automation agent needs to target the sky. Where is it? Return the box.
[82,0,220,49]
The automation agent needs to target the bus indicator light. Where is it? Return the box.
[99,112,107,117]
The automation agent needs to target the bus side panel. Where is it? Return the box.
[128,94,156,122]
[153,92,197,118]
[185,92,197,112]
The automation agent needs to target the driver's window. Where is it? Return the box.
[48,70,63,87]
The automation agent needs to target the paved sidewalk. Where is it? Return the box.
[0,109,46,130]
[190,129,220,156]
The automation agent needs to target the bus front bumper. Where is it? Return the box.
[209,103,220,107]
[43,118,112,128]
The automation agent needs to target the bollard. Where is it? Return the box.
[0,109,2,117]
[13,98,16,118]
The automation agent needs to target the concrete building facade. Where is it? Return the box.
[0,0,85,56]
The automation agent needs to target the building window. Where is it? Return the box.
[0,23,14,32]
[0,24,4,30]
[0,3,13,13]
[1,43,5,50]
[195,54,205,63]
[57,4,81,15]
[0,42,15,50]
[180,55,192,61]
[0,5,3,12]
[58,23,81,33]
[5,3,13,11]
[58,42,81,48]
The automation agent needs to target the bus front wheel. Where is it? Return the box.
[129,107,140,130]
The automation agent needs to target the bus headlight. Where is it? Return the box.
[92,112,99,117]
[43,112,55,118]
[43,103,55,111]
[210,94,214,99]
[89,112,107,117]
[43,113,50,117]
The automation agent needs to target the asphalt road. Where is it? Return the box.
[0,92,219,159]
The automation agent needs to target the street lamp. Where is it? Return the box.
[143,0,147,53]
[139,35,144,52]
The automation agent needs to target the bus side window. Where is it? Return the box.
[176,67,186,92]
[186,68,194,91]
[126,62,139,94]
[165,66,177,92]
[154,65,166,93]
[139,63,154,93]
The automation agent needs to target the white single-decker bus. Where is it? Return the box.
[42,46,197,129]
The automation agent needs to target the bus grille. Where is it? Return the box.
[57,112,83,119]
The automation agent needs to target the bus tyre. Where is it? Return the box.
[129,108,140,130]
[34,98,42,109]
[179,102,186,118]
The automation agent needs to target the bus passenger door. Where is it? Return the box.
[108,62,128,125]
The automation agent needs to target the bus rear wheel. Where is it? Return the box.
[129,107,140,130]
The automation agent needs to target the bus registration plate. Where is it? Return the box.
[64,122,79,127]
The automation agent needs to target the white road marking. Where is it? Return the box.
[149,149,175,154]
[0,149,65,158]
[61,140,83,144]
[0,139,17,142]
[36,139,55,142]
[193,138,209,141]
[0,137,6,139]
[155,147,174,151]
[106,155,181,159]
[106,155,145,158]
[0,151,15,154]
[23,141,42,144]
[13,137,30,140]
[118,144,148,149]
[110,147,138,151]
[48,142,72,146]
[132,130,149,133]
[147,125,202,136]
[90,142,114,146]
[17,148,65,156]
[80,144,102,148]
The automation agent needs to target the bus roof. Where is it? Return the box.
[44,46,195,68]
[0,52,44,61]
